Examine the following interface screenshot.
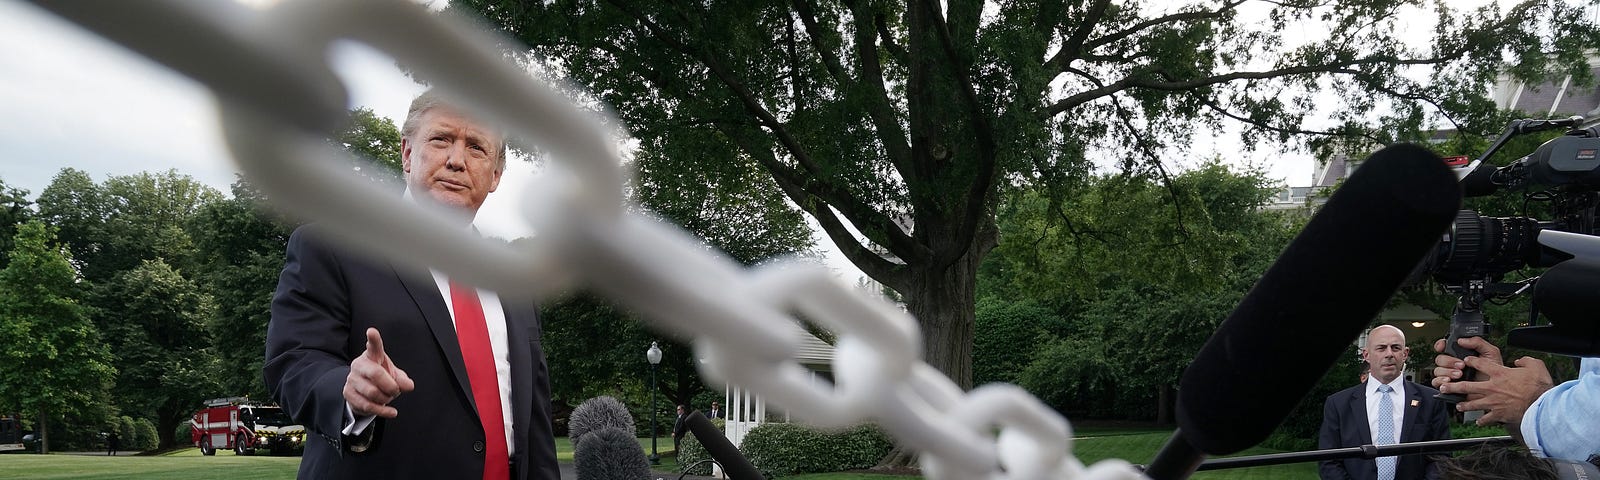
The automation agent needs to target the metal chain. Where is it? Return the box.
[27,0,1145,478]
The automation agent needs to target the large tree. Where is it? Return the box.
[35,169,222,283]
[455,0,1600,399]
[189,178,296,401]
[0,221,115,454]
[92,259,221,449]
[0,177,29,269]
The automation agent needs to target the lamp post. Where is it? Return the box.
[647,341,662,465]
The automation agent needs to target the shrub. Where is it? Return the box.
[677,431,712,476]
[739,423,893,478]
[675,418,724,476]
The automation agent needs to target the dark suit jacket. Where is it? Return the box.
[1318,380,1451,480]
[264,226,559,479]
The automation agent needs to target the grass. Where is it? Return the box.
[0,431,1328,479]
[0,448,299,480]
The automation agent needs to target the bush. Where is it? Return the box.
[1451,422,1511,439]
[739,423,893,478]
[677,432,713,476]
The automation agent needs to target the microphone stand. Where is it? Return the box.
[1193,436,1516,471]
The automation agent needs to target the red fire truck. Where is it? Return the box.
[190,397,305,456]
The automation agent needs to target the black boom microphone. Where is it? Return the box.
[684,410,764,480]
[1145,144,1461,479]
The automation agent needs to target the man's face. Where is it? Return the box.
[1362,327,1409,384]
[401,107,503,215]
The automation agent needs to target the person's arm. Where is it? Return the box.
[263,228,412,453]
[1519,358,1600,462]
[1319,397,1353,480]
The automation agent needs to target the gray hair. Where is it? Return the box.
[401,89,507,170]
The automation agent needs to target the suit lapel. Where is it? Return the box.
[394,265,478,415]
[1401,382,1420,442]
[1350,387,1372,444]
[505,298,534,463]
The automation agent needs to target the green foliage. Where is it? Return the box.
[35,169,221,283]
[334,107,404,190]
[92,259,221,448]
[114,415,160,451]
[676,420,716,476]
[973,299,1063,386]
[980,163,1296,419]
[739,423,894,478]
[189,178,296,400]
[0,221,116,452]
[1450,422,1511,440]
[0,176,30,269]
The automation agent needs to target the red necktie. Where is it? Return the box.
[451,281,508,480]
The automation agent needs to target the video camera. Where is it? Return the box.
[1412,115,1600,368]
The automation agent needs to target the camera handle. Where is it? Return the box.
[1435,287,1487,403]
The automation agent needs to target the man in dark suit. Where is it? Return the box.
[1320,325,1451,480]
[264,89,558,479]
[671,405,691,450]
[707,401,723,420]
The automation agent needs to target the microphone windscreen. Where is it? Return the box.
[1461,161,1499,197]
[573,426,650,480]
[685,410,764,480]
[568,396,635,447]
[1176,143,1460,454]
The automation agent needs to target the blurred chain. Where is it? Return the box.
[26,0,1144,478]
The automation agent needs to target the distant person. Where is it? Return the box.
[1360,363,1371,384]
[1432,336,1600,463]
[707,401,722,420]
[671,405,689,450]
[106,430,118,456]
[1320,325,1451,480]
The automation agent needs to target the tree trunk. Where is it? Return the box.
[38,407,48,455]
[874,249,983,470]
[158,408,179,449]
[1157,384,1174,425]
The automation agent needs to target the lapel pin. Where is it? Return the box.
[1410,400,1420,407]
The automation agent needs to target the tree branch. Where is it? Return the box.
[917,0,1000,269]
[846,1,915,175]
[1043,0,1111,73]
[790,0,849,85]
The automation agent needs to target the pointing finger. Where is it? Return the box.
[364,328,388,365]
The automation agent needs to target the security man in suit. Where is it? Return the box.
[265,89,558,479]
[1319,325,1451,480]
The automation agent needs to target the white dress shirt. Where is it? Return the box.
[1365,375,1406,443]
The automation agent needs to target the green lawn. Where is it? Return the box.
[0,431,1326,479]
[0,449,299,480]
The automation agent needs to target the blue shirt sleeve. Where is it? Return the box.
[1522,357,1600,462]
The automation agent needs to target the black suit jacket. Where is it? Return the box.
[1318,380,1451,480]
[264,226,559,479]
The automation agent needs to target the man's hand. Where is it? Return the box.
[345,328,415,418]
[1432,337,1554,426]
[1432,336,1503,384]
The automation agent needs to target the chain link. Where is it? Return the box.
[28,0,1146,478]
